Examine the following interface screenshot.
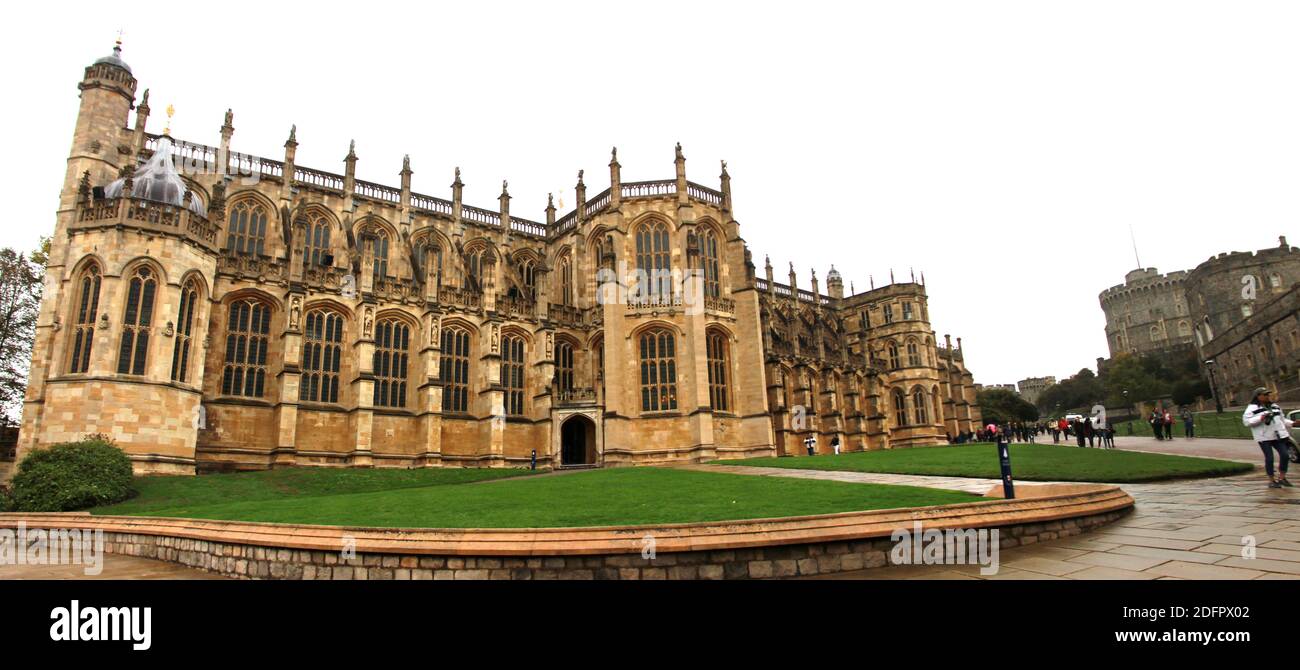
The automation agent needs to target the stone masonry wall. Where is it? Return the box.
[94,508,1129,580]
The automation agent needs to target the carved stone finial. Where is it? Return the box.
[288,124,297,143]
[547,193,554,208]
[577,169,584,184]
[675,142,684,161]
[224,108,233,126]
[402,154,411,171]
[502,179,509,193]
[141,88,150,106]
[611,146,618,162]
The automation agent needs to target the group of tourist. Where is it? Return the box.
[1147,407,1197,440]
[964,419,1115,448]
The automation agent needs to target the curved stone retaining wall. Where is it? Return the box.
[0,485,1134,580]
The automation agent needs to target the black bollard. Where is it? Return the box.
[996,432,1015,499]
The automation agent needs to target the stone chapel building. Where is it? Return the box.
[17,44,982,474]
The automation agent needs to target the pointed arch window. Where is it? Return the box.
[707,330,730,411]
[440,327,471,413]
[117,266,157,375]
[170,279,201,383]
[501,334,525,416]
[893,389,909,428]
[221,298,271,397]
[636,221,672,298]
[416,241,442,288]
[226,200,267,256]
[887,341,900,370]
[368,231,390,285]
[913,388,929,425]
[301,310,343,403]
[639,327,677,412]
[556,340,574,392]
[373,319,410,408]
[67,263,102,373]
[300,211,332,269]
[906,340,921,367]
[466,250,485,291]
[518,260,537,300]
[557,254,573,306]
[702,228,721,299]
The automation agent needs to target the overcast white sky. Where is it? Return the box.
[5,0,1297,386]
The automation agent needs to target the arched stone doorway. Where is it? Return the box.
[560,415,597,466]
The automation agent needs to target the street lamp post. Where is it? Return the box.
[1205,359,1223,414]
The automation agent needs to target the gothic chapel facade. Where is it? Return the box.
[18,45,982,474]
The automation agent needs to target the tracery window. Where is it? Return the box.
[373,319,409,408]
[170,279,201,383]
[221,298,271,397]
[702,228,721,299]
[518,260,536,300]
[368,232,390,285]
[440,327,471,412]
[893,389,908,427]
[907,340,921,367]
[300,310,343,403]
[639,328,677,412]
[117,266,157,375]
[555,340,574,392]
[557,255,573,306]
[635,221,672,298]
[226,200,267,256]
[501,334,525,416]
[67,264,102,374]
[913,388,929,425]
[707,330,730,412]
[887,341,900,370]
[300,211,332,269]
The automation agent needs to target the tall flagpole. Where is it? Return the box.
[1129,224,1142,269]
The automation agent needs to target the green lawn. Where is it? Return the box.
[1113,411,1252,439]
[97,466,534,517]
[91,467,983,528]
[716,443,1252,483]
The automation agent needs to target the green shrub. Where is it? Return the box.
[10,434,135,512]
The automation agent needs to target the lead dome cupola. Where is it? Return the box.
[93,41,131,74]
[103,137,206,216]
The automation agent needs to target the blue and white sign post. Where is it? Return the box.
[996,427,1015,499]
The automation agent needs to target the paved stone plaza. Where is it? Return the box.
[2,435,1293,580]
[806,435,1300,580]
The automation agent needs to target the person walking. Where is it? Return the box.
[1182,407,1195,439]
[831,436,841,455]
[1163,410,1174,440]
[1075,419,1087,448]
[804,434,817,457]
[1244,387,1295,488]
[1150,409,1164,440]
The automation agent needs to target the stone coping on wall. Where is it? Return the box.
[0,484,1133,559]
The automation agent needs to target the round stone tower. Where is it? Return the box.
[18,45,219,474]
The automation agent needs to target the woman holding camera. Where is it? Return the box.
[1244,387,1296,489]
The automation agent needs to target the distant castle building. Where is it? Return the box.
[1099,236,1300,404]
[1099,268,1194,358]
[16,44,982,475]
[1016,376,1056,406]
